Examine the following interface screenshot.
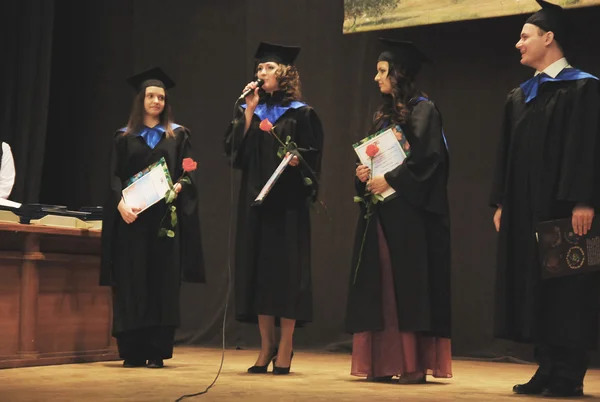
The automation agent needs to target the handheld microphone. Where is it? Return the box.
[238,79,264,100]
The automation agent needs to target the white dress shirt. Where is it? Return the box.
[0,142,16,199]
[535,57,571,78]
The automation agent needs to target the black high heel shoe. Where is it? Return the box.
[247,348,278,374]
[273,350,294,375]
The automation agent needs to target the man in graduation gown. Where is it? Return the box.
[490,1,600,397]
[100,67,205,368]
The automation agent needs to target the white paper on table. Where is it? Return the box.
[122,163,172,214]
[0,198,21,208]
[353,127,407,199]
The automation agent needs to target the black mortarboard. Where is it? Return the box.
[126,67,175,93]
[526,0,567,46]
[377,38,432,77]
[254,42,301,65]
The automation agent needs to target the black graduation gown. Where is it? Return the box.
[345,100,451,338]
[224,98,324,325]
[490,77,600,349]
[100,125,205,338]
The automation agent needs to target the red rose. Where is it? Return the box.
[365,144,380,158]
[182,157,197,172]
[259,118,274,132]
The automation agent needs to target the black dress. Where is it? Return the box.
[100,124,205,360]
[224,93,324,325]
[345,99,451,339]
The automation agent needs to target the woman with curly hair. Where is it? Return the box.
[224,42,324,375]
[345,39,452,384]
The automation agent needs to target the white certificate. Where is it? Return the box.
[122,158,173,214]
[0,198,21,209]
[353,127,409,199]
[252,153,294,206]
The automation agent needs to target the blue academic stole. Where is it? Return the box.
[520,68,598,104]
[120,123,182,149]
[242,101,307,123]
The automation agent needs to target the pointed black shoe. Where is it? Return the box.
[512,374,551,395]
[147,359,164,368]
[541,379,584,397]
[247,348,278,374]
[123,359,146,368]
[367,375,394,383]
[398,373,427,384]
[273,351,294,375]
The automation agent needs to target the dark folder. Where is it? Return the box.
[536,217,600,279]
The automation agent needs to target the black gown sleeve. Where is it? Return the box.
[489,91,515,208]
[293,107,324,200]
[383,100,444,208]
[99,131,124,286]
[224,105,256,169]
[556,79,600,207]
[176,128,206,283]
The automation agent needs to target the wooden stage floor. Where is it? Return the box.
[2,347,600,401]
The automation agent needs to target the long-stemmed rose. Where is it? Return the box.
[352,143,384,284]
[158,157,198,238]
[259,118,325,210]
[182,158,197,174]
[259,119,274,132]
[259,118,296,160]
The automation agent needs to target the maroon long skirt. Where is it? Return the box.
[351,223,452,379]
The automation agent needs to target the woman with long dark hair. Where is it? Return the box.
[224,42,324,375]
[100,67,205,369]
[345,39,452,384]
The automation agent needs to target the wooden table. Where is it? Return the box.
[0,222,118,368]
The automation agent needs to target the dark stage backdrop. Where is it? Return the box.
[5,0,600,363]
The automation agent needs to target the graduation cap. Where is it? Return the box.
[126,67,175,93]
[377,38,432,77]
[526,0,567,46]
[254,42,301,65]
